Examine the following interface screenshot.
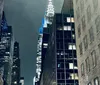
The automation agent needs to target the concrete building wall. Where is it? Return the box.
[73,0,100,85]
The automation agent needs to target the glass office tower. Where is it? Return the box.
[43,13,79,85]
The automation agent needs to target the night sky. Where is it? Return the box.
[4,0,64,85]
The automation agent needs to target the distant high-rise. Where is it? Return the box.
[11,41,20,85]
[73,0,100,85]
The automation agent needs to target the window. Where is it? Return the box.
[70,73,78,79]
[92,0,98,10]
[98,44,100,53]
[83,35,88,50]
[88,82,92,85]
[81,63,84,76]
[68,44,76,50]
[77,24,81,38]
[63,26,71,31]
[85,57,90,72]
[80,0,84,13]
[67,17,71,22]
[95,15,100,33]
[57,27,63,30]
[79,42,83,55]
[89,27,94,43]
[67,26,71,30]
[91,50,97,67]
[76,7,80,20]
[87,5,91,22]
[81,15,86,30]
[94,77,99,85]
[71,17,74,22]
[69,63,74,69]
[43,43,48,48]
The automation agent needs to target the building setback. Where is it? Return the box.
[73,0,100,85]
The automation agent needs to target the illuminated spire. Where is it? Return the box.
[46,0,55,17]
[45,0,55,24]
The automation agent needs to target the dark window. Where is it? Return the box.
[83,35,88,50]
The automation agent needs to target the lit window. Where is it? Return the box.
[73,45,76,50]
[68,44,76,50]
[71,17,74,22]
[58,64,61,68]
[63,26,67,30]
[63,26,71,31]
[94,77,99,85]
[67,26,71,30]
[70,73,78,79]
[14,81,17,84]
[67,17,71,22]
[72,34,75,39]
[69,44,73,50]
[69,63,74,69]
[43,43,48,48]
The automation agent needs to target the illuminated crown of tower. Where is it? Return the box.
[46,0,55,17]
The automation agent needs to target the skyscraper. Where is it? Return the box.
[73,0,100,85]
[42,13,78,85]
[35,0,55,84]
[11,42,20,85]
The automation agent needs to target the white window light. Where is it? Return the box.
[67,17,71,22]
[67,26,71,30]
[64,26,67,30]
[14,81,17,84]
[73,45,76,50]
[68,44,76,50]
[69,63,74,69]
[69,45,73,50]
[71,17,74,22]
[58,64,60,68]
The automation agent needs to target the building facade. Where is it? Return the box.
[0,12,14,85]
[73,0,100,85]
[42,13,79,85]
